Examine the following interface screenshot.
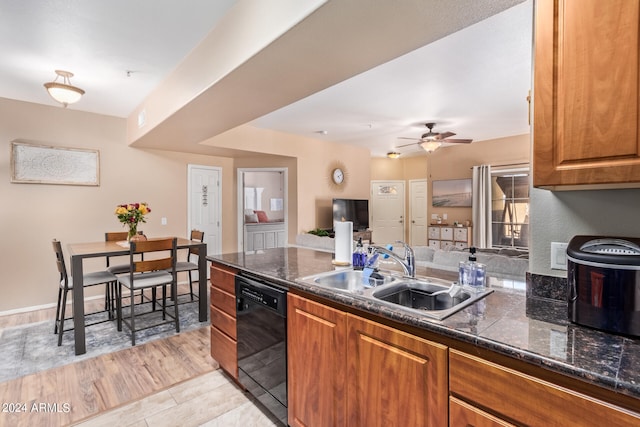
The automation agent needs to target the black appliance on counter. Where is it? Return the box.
[235,274,287,425]
[567,236,640,338]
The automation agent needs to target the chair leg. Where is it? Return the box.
[130,286,136,346]
[116,283,123,331]
[57,289,69,346]
[161,285,167,320]
[54,287,63,334]
[173,282,180,333]
[188,272,194,301]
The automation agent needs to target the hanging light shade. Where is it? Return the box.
[420,140,442,153]
[44,70,85,107]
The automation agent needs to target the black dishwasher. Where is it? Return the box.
[235,274,287,425]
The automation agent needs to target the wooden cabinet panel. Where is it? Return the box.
[450,397,515,427]
[210,304,236,339]
[210,286,235,317]
[210,326,238,378]
[347,314,448,427]
[210,263,236,294]
[533,0,640,188]
[450,349,640,426]
[287,294,347,427]
[209,261,238,380]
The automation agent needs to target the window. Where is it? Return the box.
[491,170,529,249]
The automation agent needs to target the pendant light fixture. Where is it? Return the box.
[44,70,85,107]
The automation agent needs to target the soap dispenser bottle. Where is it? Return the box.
[352,237,366,269]
[459,247,478,287]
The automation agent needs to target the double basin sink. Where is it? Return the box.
[296,268,493,320]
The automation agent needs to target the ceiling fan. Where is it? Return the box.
[396,122,473,153]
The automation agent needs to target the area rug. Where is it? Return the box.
[0,296,209,383]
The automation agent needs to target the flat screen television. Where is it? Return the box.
[333,198,369,231]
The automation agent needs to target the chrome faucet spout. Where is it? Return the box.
[370,241,416,278]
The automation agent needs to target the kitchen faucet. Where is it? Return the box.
[370,241,416,278]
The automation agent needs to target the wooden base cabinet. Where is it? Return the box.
[287,293,448,427]
[287,294,347,427]
[209,262,238,379]
[449,349,640,426]
[347,315,448,427]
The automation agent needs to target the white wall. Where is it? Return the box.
[529,186,640,276]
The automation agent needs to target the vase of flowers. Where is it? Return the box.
[114,202,151,241]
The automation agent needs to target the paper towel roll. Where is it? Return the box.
[333,221,353,265]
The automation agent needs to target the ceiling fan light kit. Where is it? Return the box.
[396,122,473,154]
[44,70,85,107]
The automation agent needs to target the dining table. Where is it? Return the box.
[67,237,208,355]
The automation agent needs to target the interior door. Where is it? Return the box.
[409,180,428,246]
[188,165,221,256]
[370,180,405,245]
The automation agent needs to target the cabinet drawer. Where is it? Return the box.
[440,240,454,250]
[210,286,236,317]
[428,227,440,239]
[428,240,440,249]
[210,326,238,379]
[210,263,236,294]
[440,227,453,240]
[210,304,236,339]
[454,227,468,242]
[450,397,515,427]
[450,349,640,426]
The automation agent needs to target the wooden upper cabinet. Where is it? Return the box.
[347,314,448,427]
[533,0,640,189]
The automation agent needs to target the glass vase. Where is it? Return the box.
[127,224,138,241]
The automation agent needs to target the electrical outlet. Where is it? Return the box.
[550,242,568,270]
[431,214,438,220]
[161,217,167,226]
[443,213,448,220]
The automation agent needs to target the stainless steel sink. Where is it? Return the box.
[297,268,399,293]
[371,278,493,320]
[296,269,492,320]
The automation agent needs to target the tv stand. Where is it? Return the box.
[354,229,372,244]
[325,229,373,244]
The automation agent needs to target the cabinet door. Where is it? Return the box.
[450,397,515,427]
[533,0,640,188]
[347,314,448,427]
[454,227,468,242]
[287,294,347,427]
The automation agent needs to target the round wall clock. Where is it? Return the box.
[328,161,348,189]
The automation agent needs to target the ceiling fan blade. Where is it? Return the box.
[396,141,420,148]
[444,138,473,144]
[397,137,421,141]
[436,131,456,140]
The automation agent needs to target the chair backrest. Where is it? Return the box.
[130,237,177,273]
[105,231,143,266]
[188,230,204,257]
[52,239,69,288]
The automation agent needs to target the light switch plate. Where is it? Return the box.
[550,242,568,270]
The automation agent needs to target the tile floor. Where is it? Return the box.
[72,370,280,427]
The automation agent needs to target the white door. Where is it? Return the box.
[370,180,405,245]
[188,165,221,256]
[409,180,428,246]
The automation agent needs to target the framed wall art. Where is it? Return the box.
[432,178,472,207]
[10,141,100,186]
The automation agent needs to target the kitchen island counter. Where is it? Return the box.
[208,247,640,405]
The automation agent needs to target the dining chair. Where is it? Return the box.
[116,237,179,346]
[105,231,146,308]
[52,239,118,346]
[173,230,204,302]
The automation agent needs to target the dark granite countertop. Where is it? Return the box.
[208,247,640,402]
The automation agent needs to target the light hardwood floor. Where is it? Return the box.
[0,290,279,427]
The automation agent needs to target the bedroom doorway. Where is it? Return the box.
[237,168,288,253]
